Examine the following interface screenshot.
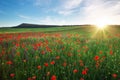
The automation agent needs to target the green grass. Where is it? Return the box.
[0,26,120,80]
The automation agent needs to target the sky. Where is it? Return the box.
[0,0,120,27]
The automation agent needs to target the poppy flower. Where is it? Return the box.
[80,78,84,80]
[37,65,41,70]
[50,61,55,65]
[99,51,103,54]
[112,74,117,78]
[10,73,15,78]
[6,61,13,65]
[51,75,57,80]
[82,70,87,75]
[41,51,45,55]
[63,62,67,67]
[55,56,60,60]
[73,69,78,73]
[32,76,36,80]
[94,56,99,61]
[44,63,49,67]
[110,50,113,55]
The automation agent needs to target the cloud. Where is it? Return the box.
[18,15,31,19]
[39,16,67,25]
[16,0,120,25]
[57,0,83,15]
[81,0,120,24]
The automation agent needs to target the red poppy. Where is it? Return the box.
[55,56,60,60]
[82,70,87,75]
[10,73,15,78]
[37,65,41,70]
[112,74,117,78]
[6,61,13,65]
[16,43,19,47]
[80,78,84,80]
[85,68,89,71]
[44,63,49,67]
[51,75,57,80]
[94,56,99,61]
[99,51,102,54]
[41,51,45,55]
[110,50,113,55]
[73,69,78,73]
[32,76,36,80]
[50,61,55,65]
[63,62,67,67]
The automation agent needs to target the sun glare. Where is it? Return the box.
[94,17,111,29]
[96,23,106,29]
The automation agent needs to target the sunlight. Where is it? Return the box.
[94,17,111,29]
[96,23,106,29]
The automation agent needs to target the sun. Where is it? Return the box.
[94,17,111,29]
[96,23,107,29]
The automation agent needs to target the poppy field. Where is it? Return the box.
[0,26,120,80]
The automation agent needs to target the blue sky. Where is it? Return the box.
[0,0,120,27]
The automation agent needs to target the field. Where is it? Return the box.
[0,26,120,80]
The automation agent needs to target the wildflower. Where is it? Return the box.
[55,56,60,60]
[6,61,13,65]
[46,46,52,52]
[37,65,41,70]
[44,63,49,67]
[73,69,78,73]
[16,43,20,47]
[50,61,55,65]
[112,74,117,78]
[32,76,36,80]
[99,50,103,54]
[23,59,26,63]
[85,68,89,71]
[16,52,20,56]
[80,78,84,80]
[94,56,99,61]
[82,70,87,75]
[67,53,72,57]
[79,60,84,66]
[110,50,113,55]
[63,62,67,67]
[41,51,45,55]
[51,75,57,80]
[10,73,15,78]
[47,72,50,76]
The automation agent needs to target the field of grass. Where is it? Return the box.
[0,26,120,80]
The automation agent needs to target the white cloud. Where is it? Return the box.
[62,0,83,10]
[81,0,120,24]
[39,16,67,25]
[57,0,83,15]
[16,0,120,25]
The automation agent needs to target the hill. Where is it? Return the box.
[13,23,92,28]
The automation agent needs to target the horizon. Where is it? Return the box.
[0,0,120,27]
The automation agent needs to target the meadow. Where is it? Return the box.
[0,26,120,80]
